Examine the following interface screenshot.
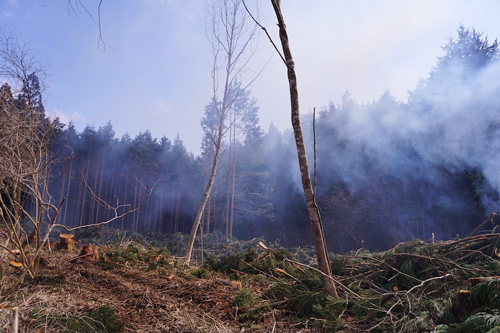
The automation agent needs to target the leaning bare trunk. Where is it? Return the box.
[270,0,338,298]
[185,123,224,264]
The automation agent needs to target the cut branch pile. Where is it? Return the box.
[328,234,500,331]
[207,233,500,331]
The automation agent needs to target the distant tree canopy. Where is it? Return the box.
[22,26,500,252]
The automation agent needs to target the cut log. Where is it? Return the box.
[58,234,76,252]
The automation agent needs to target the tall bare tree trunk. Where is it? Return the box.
[185,119,224,264]
[225,120,232,240]
[270,0,338,298]
[175,186,181,233]
[120,180,128,230]
[186,0,257,263]
[229,121,236,241]
[62,159,73,225]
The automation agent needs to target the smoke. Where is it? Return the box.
[284,27,500,248]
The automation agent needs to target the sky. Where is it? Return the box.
[1,0,500,155]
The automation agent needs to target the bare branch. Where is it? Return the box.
[241,0,286,65]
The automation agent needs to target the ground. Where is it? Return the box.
[0,245,324,332]
[2,233,500,332]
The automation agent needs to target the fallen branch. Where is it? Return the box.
[468,213,498,237]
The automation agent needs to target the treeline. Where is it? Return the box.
[45,26,500,252]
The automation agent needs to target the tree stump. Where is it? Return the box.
[78,244,99,260]
[452,289,472,317]
[58,234,76,252]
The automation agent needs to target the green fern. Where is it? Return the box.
[469,279,500,308]
[457,309,500,333]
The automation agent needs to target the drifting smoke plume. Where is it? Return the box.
[288,26,500,250]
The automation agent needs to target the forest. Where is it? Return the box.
[2,26,498,254]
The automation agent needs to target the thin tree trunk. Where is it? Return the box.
[207,195,212,233]
[107,156,117,223]
[174,186,181,233]
[229,122,236,241]
[203,153,209,233]
[155,184,161,233]
[169,187,175,233]
[62,159,73,225]
[121,179,128,230]
[95,157,105,224]
[225,115,232,240]
[270,0,338,298]
[79,142,92,227]
[185,120,224,264]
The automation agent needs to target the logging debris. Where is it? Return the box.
[206,233,500,331]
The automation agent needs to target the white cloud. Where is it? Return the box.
[47,108,87,129]
[147,99,172,117]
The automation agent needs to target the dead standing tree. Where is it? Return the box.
[185,0,258,264]
[268,0,338,298]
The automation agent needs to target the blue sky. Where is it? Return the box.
[1,0,500,154]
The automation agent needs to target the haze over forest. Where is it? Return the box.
[2,21,499,252]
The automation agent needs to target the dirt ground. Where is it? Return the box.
[0,249,324,332]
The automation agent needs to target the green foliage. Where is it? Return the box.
[83,305,126,332]
[264,283,290,300]
[403,312,435,332]
[425,295,455,324]
[206,246,294,277]
[233,288,255,308]
[206,249,259,274]
[30,305,126,332]
[287,290,324,315]
[99,241,173,276]
[330,255,348,276]
[432,325,455,333]
[456,309,500,333]
[191,267,212,279]
[469,279,500,308]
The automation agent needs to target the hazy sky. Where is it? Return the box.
[1,0,500,154]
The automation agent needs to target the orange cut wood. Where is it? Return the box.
[9,260,23,268]
[466,276,500,286]
[59,234,76,252]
